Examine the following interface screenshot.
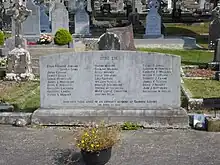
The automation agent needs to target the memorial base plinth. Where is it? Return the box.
[31,108,189,128]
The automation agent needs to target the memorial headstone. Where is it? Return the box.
[51,2,69,35]
[74,0,90,36]
[144,0,162,38]
[22,0,41,37]
[135,0,143,13]
[5,1,34,81]
[107,24,136,50]
[209,6,220,49]
[116,0,124,12]
[32,51,188,128]
[40,3,51,33]
[97,32,120,50]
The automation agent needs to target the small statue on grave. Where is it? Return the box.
[6,0,31,48]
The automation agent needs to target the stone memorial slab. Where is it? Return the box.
[32,51,188,128]
[116,0,124,12]
[107,24,136,50]
[97,32,120,50]
[135,0,143,13]
[40,4,51,33]
[22,0,41,37]
[144,0,162,38]
[4,36,27,55]
[51,2,69,35]
[74,0,90,36]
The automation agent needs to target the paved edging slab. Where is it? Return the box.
[181,79,203,110]
[0,112,32,125]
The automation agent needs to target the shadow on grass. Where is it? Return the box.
[12,104,39,113]
[182,61,209,66]
[54,149,85,165]
[165,26,209,49]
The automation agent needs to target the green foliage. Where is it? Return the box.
[54,28,72,45]
[0,31,5,46]
[121,122,142,130]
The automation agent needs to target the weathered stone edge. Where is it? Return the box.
[181,79,203,110]
[0,112,32,125]
[31,108,189,129]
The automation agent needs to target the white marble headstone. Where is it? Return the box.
[51,2,69,35]
[74,0,90,35]
[135,0,143,13]
[39,51,181,109]
[145,0,161,38]
[116,0,124,12]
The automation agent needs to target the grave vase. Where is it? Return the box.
[0,67,6,79]
[81,147,112,165]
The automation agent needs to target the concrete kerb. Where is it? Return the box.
[181,69,204,110]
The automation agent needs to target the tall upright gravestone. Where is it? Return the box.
[32,51,188,128]
[144,0,162,38]
[39,3,51,33]
[209,6,220,49]
[51,2,69,35]
[22,0,41,37]
[74,0,90,36]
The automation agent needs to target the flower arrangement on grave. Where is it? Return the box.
[0,57,7,67]
[75,123,120,165]
[37,34,53,44]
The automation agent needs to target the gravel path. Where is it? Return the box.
[0,126,219,165]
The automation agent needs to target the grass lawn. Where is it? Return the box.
[165,23,209,49]
[0,81,40,112]
[165,23,209,35]
[138,48,213,65]
[183,79,220,98]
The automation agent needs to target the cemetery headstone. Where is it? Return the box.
[39,3,51,33]
[97,32,120,50]
[116,0,124,12]
[51,2,69,35]
[4,36,27,55]
[144,0,162,38]
[6,0,31,47]
[209,6,220,49]
[5,0,34,81]
[74,0,90,36]
[135,0,143,13]
[107,24,136,51]
[32,51,188,128]
[22,0,41,37]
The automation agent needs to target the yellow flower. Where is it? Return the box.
[91,144,94,148]
[81,140,85,143]
[84,132,89,136]
[96,144,99,147]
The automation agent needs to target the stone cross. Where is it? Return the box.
[6,0,31,48]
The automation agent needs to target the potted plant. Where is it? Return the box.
[75,124,120,165]
[0,57,6,79]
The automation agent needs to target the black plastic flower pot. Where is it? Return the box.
[81,147,112,165]
[0,68,6,79]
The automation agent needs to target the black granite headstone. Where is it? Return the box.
[97,32,120,50]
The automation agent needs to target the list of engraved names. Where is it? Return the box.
[45,56,173,107]
[46,64,78,97]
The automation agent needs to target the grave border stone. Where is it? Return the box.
[31,50,188,128]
